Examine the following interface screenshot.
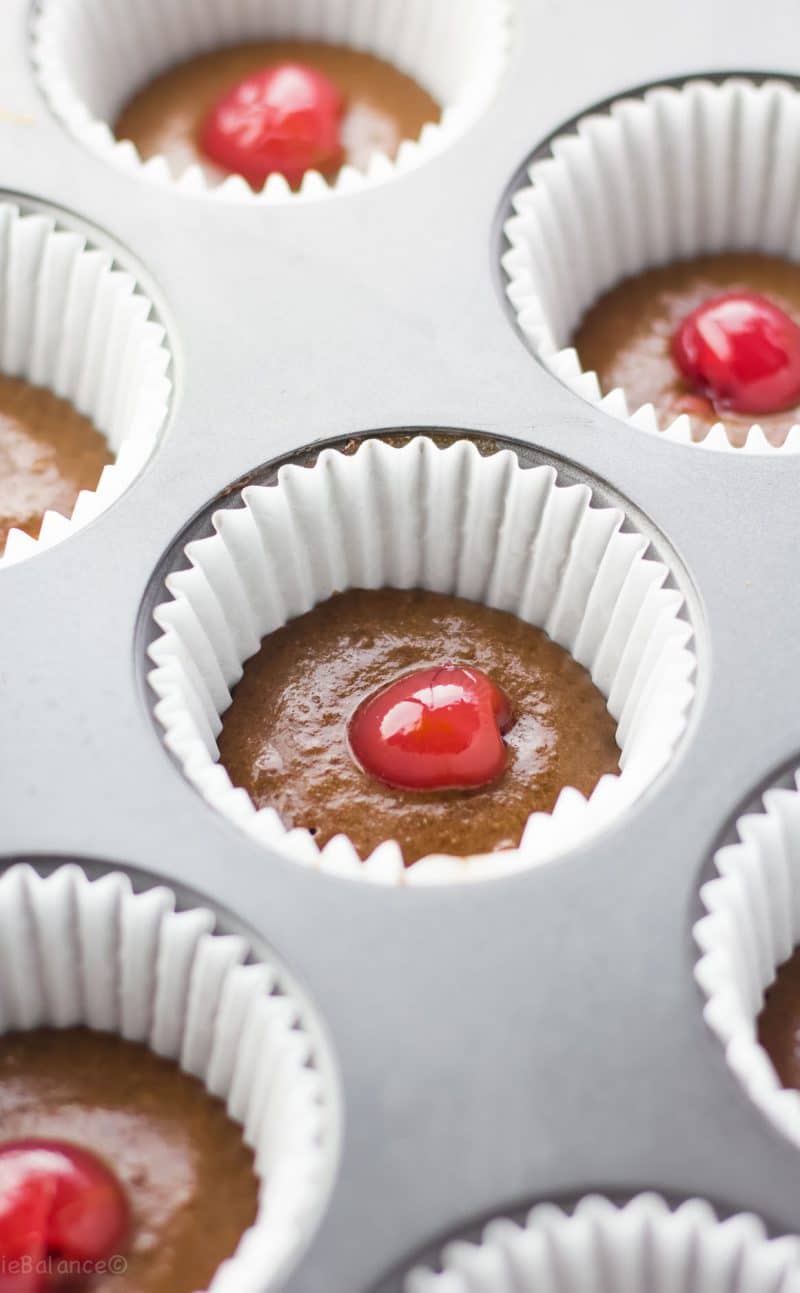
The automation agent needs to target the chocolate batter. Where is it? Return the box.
[115,42,441,187]
[0,375,112,549]
[0,1028,258,1293]
[218,588,621,864]
[758,948,800,1090]
[572,253,800,447]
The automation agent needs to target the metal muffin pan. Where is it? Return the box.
[3,0,800,1288]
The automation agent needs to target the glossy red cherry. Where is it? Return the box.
[672,291,800,415]
[0,1140,128,1291]
[349,665,513,792]
[199,62,344,187]
[0,1170,48,1293]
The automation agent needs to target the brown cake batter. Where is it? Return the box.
[758,947,800,1090]
[218,588,621,863]
[0,375,112,549]
[572,253,800,447]
[115,42,441,186]
[0,1028,258,1293]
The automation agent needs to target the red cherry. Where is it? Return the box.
[349,665,513,792]
[672,291,800,415]
[0,1170,49,1293]
[0,1141,128,1291]
[199,62,343,187]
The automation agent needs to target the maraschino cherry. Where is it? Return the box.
[349,665,513,792]
[200,63,344,187]
[672,291,800,415]
[0,1140,128,1292]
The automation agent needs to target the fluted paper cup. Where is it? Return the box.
[0,203,171,566]
[0,861,337,1291]
[405,1193,800,1293]
[32,0,511,203]
[503,77,800,453]
[148,435,695,886]
[695,768,800,1149]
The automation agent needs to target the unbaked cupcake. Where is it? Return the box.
[696,767,800,1148]
[33,0,511,201]
[113,40,442,192]
[504,78,800,451]
[0,1028,258,1293]
[0,863,335,1291]
[0,205,170,565]
[148,436,696,885]
[216,585,621,865]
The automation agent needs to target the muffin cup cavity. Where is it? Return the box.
[695,768,800,1149]
[404,1194,800,1293]
[0,203,171,566]
[502,77,800,453]
[147,435,695,886]
[32,0,512,202]
[0,861,336,1291]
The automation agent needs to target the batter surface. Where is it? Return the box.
[115,41,441,186]
[0,375,112,548]
[758,947,800,1091]
[218,588,621,863]
[572,253,800,446]
[0,1028,259,1293]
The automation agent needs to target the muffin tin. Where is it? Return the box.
[4,0,800,1289]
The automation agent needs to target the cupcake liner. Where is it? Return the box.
[404,1193,800,1293]
[148,435,695,886]
[32,0,512,203]
[0,860,336,1292]
[695,768,800,1149]
[503,77,800,454]
[0,203,171,566]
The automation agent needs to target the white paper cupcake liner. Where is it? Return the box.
[405,1193,800,1293]
[0,203,171,566]
[503,77,800,454]
[148,435,696,886]
[32,0,512,203]
[0,860,336,1292]
[695,768,800,1149]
